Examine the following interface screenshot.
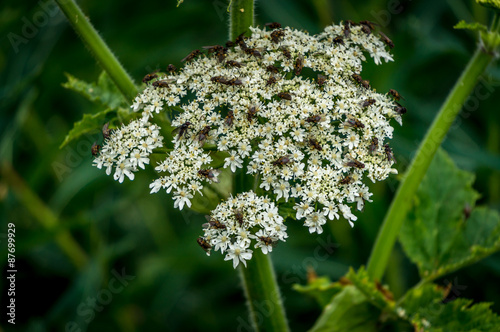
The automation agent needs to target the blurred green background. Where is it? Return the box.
[1,0,500,331]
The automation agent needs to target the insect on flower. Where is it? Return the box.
[152,79,174,89]
[394,102,407,115]
[362,99,376,108]
[308,137,323,151]
[388,89,404,101]
[91,142,100,157]
[102,122,111,139]
[225,60,244,68]
[294,55,304,75]
[277,92,292,100]
[305,114,326,124]
[340,174,353,185]
[266,65,279,74]
[172,121,191,140]
[384,143,396,163]
[379,31,394,49]
[359,20,378,34]
[265,22,282,30]
[343,20,355,38]
[266,76,278,86]
[270,29,285,44]
[203,215,226,229]
[181,49,202,62]
[197,237,212,254]
[281,46,291,59]
[142,70,158,84]
[259,236,278,247]
[167,64,177,73]
[369,137,379,154]
[317,74,327,87]
[197,126,211,146]
[344,157,365,169]
[344,116,365,129]
[333,36,344,45]
[198,169,221,183]
[234,209,244,226]
[247,106,258,122]
[272,155,293,167]
[224,110,235,127]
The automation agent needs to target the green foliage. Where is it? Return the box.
[293,276,343,308]
[454,20,488,32]
[59,108,113,148]
[60,71,130,148]
[400,149,500,281]
[401,284,500,332]
[346,267,394,311]
[476,0,500,11]
[309,285,381,332]
[62,71,127,110]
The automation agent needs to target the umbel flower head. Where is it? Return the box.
[93,21,404,268]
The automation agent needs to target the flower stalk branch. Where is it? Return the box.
[366,15,500,281]
[55,0,138,103]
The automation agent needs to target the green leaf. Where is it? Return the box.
[62,71,128,110]
[309,285,381,332]
[346,267,395,311]
[454,20,488,32]
[476,0,500,11]
[293,276,343,308]
[278,200,297,221]
[400,149,500,281]
[401,284,500,331]
[60,108,113,148]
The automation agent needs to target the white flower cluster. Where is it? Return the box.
[93,120,163,183]
[199,191,287,268]
[93,21,404,267]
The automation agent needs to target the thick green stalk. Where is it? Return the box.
[55,0,137,103]
[229,0,255,40]
[239,251,290,332]
[234,169,289,332]
[366,40,497,280]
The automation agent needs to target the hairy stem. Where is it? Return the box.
[229,0,255,40]
[55,0,137,103]
[238,250,290,332]
[366,21,499,281]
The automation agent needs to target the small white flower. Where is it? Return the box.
[224,242,253,268]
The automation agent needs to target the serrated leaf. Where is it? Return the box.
[454,20,488,32]
[293,276,343,308]
[63,71,127,110]
[309,285,381,332]
[346,266,395,311]
[401,284,500,331]
[400,149,500,280]
[60,109,113,148]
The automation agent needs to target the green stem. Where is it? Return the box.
[239,250,290,332]
[229,0,255,40]
[55,0,138,103]
[234,169,289,331]
[366,38,497,281]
